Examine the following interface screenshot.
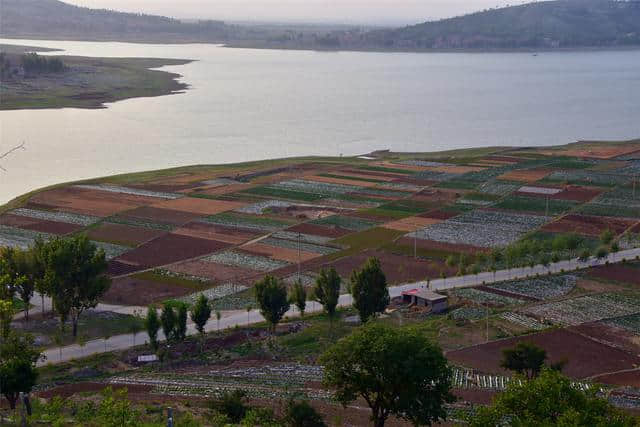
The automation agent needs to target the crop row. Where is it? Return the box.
[273,179,362,196]
[204,250,290,272]
[0,225,50,249]
[235,199,293,215]
[409,210,550,248]
[271,230,334,245]
[260,237,339,255]
[11,208,99,226]
[525,293,640,326]
[204,212,292,232]
[499,312,547,331]
[477,181,520,196]
[486,275,576,301]
[177,284,250,305]
[451,288,525,307]
[450,307,487,321]
[75,184,181,199]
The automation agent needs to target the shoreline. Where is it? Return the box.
[2,35,640,54]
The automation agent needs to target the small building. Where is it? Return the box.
[401,288,448,313]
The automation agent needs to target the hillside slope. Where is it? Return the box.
[0,0,237,42]
[364,0,640,49]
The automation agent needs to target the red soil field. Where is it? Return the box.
[446,328,640,379]
[118,206,202,226]
[588,264,640,285]
[29,187,159,217]
[417,209,460,220]
[87,223,166,246]
[152,197,245,215]
[102,276,195,305]
[396,237,487,256]
[498,168,553,182]
[0,214,82,235]
[166,260,256,283]
[593,370,640,387]
[570,322,640,357]
[286,223,352,239]
[117,233,230,268]
[383,216,442,232]
[242,242,319,263]
[410,189,460,204]
[550,186,603,202]
[318,249,447,285]
[542,214,636,237]
[173,221,260,244]
[107,260,146,277]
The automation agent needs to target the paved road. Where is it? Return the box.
[37,247,640,366]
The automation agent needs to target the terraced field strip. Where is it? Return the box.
[75,184,182,199]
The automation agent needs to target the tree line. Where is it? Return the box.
[21,53,66,75]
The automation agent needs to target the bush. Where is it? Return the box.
[209,390,247,423]
[285,400,327,427]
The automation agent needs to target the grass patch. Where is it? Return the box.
[318,173,385,184]
[493,195,577,215]
[330,227,405,258]
[240,186,326,202]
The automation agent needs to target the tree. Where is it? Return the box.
[0,299,14,340]
[40,235,110,337]
[289,280,307,317]
[144,305,160,350]
[176,302,188,342]
[0,357,38,409]
[468,369,637,427]
[0,330,41,409]
[254,275,290,333]
[600,228,615,245]
[500,342,547,379]
[320,323,454,427]
[209,390,248,423]
[216,310,222,331]
[596,246,609,260]
[285,400,327,427]
[190,294,211,351]
[350,258,389,322]
[313,268,340,323]
[160,305,176,342]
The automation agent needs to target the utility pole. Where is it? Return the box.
[298,232,301,281]
[486,302,489,343]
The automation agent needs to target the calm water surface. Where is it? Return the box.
[1,38,639,203]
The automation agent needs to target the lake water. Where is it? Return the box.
[1,38,639,203]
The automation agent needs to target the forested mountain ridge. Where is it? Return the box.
[0,0,238,42]
[364,0,640,49]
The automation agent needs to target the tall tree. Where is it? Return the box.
[160,305,176,342]
[320,323,454,427]
[501,342,547,379]
[0,331,41,409]
[40,235,110,337]
[190,294,211,351]
[468,369,636,426]
[144,305,160,350]
[350,258,389,322]
[289,280,307,317]
[254,275,290,333]
[313,268,341,324]
[176,303,188,342]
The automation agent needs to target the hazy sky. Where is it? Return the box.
[65,0,518,25]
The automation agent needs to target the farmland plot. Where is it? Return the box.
[544,170,630,187]
[271,230,334,245]
[259,237,339,256]
[0,225,50,249]
[75,184,181,199]
[204,250,290,272]
[10,208,99,226]
[525,293,640,326]
[485,275,576,301]
[451,288,526,307]
[477,181,520,196]
[499,312,547,330]
[273,179,362,196]
[203,212,292,233]
[109,364,331,401]
[311,215,379,232]
[408,210,550,248]
[177,283,250,305]
[605,313,640,334]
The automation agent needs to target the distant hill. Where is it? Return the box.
[363,0,640,49]
[0,0,240,42]
[2,0,640,50]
